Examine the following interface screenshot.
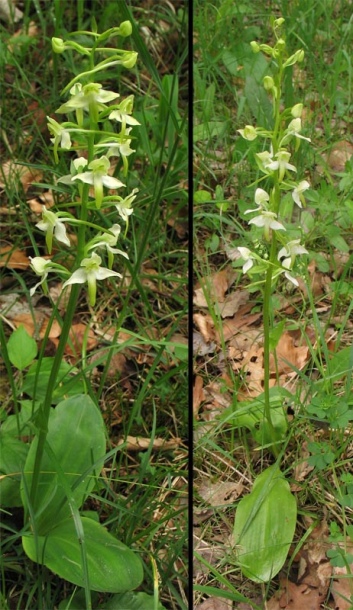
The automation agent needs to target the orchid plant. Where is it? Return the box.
[0,23,155,607]
[236,18,311,449]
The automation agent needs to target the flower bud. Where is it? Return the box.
[237,125,258,141]
[52,37,68,54]
[121,51,138,69]
[250,41,260,53]
[274,17,285,27]
[259,43,275,56]
[291,103,303,118]
[263,76,275,91]
[283,49,305,68]
[119,21,132,37]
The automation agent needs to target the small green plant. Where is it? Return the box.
[0,22,167,610]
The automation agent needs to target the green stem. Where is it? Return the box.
[29,50,98,510]
[29,283,81,508]
[262,249,278,456]
[262,53,285,455]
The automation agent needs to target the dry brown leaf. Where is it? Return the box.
[0,160,42,192]
[0,0,23,23]
[197,480,243,507]
[327,140,353,172]
[277,578,324,610]
[293,442,315,484]
[193,532,225,578]
[271,331,309,374]
[193,313,216,344]
[193,375,205,419]
[195,598,232,610]
[193,267,236,308]
[0,246,30,269]
[11,312,61,339]
[331,562,353,610]
[218,290,249,318]
[27,190,56,213]
[116,435,181,451]
[61,323,98,356]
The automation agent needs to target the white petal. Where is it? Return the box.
[54,222,70,246]
[284,270,299,286]
[269,220,286,231]
[95,268,123,280]
[278,246,288,259]
[71,171,94,185]
[61,131,71,149]
[101,175,125,189]
[62,269,87,288]
[248,216,265,227]
[243,258,253,273]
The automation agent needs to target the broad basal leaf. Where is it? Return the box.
[22,516,143,593]
[233,465,297,582]
[0,432,29,506]
[21,394,106,533]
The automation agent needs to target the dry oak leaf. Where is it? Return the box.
[274,578,324,610]
[197,480,243,507]
[193,313,216,344]
[193,533,225,578]
[116,435,181,452]
[218,289,249,318]
[62,323,98,356]
[0,160,42,192]
[193,267,236,308]
[270,331,309,374]
[195,598,232,610]
[11,312,61,340]
[0,246,30,270]
[331,563,353,610]
[326,140,353,172]
[193,375,205,419]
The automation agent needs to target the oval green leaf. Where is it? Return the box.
[233,465,297,582]
[22,516,143,593]
[21,394,106,533]
[7,325,37,371]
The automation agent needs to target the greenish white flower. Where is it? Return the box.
[292,180,310,208]
[56,82,119,124]
[114,188,138,223]
[255,150,274,174]
[248,210,286,241]
[47,117,72,163]
[71,155,125,209]
[57,157,88,185]
[244,188,270,216]
[237,125,258,141]
[86,224,129,268]
[62,252,122,306]
[283,49,304,68]
[94,128,135,175]
[237,247,256,273]
[283,118,311,143]
[266,150,297,182]
[109,95,140,129]
[35,206,71,253]
[278,240,308,268]
[29,256,67,296]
